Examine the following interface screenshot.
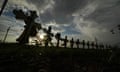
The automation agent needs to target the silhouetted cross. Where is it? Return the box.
[13,9,41,44]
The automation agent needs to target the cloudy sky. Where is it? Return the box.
[0,0,120,46]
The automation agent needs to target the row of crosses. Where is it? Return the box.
[55,34,111,49]
[13,9,112,49]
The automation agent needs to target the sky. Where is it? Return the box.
[0,0,120,46]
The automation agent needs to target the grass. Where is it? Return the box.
[0,43,117,72]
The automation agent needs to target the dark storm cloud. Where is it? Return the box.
[26,0,88,14]
[39,10,54,23]
[18,0,94,24]
[26,0,45,9]
[84,0,120,33]
[53,0,88,15]
[25,0,55,13]
[52,0,89,24]
[86,2,120,24]
[26,0,91,24]
[39,11,74,24]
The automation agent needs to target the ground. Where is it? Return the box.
[0,43,119,72]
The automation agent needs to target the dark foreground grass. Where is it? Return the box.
[0,43,119,72]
